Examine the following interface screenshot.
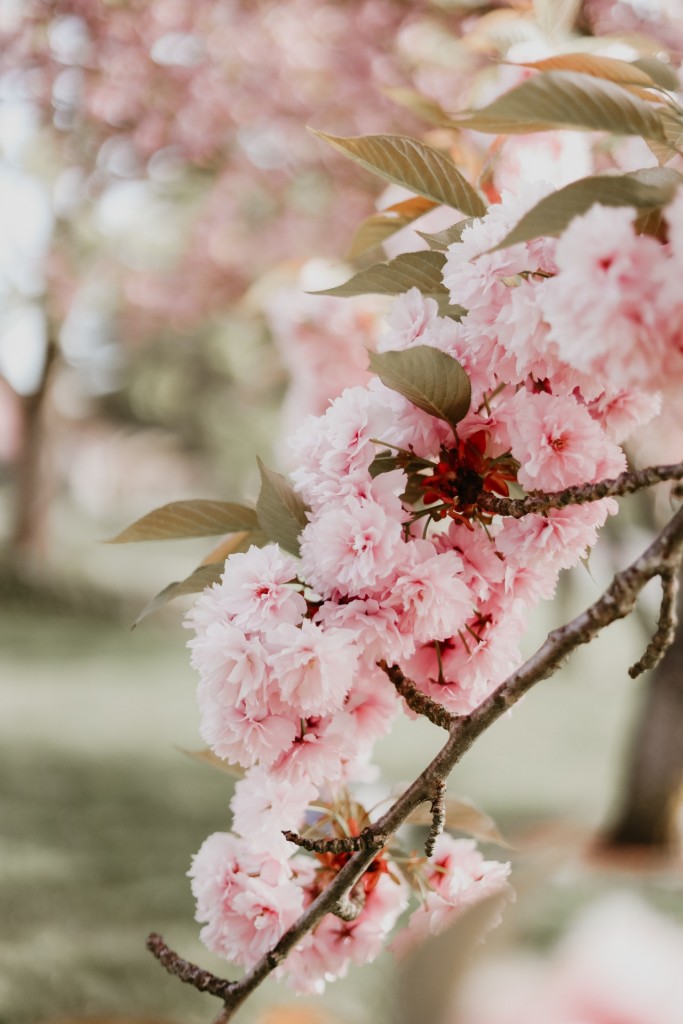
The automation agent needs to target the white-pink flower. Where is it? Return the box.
[231,766,317,854]
[299,492,405,599]
[539,204,670,391]
[386,540,472,644]
[198,698,298,769]
[286,870,408,993]
[505,390,624,491]
[187,544,306,636]
[379,287,441,351]
[496,501,616,572]
[269,714,356,786]
[190,623,272,712]
[189,832,307,970]
[392,835,512,958]
[267,619,358,717]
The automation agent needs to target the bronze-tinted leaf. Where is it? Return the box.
[314,250,448,301]
[349,196,438,260]
[416,219,473,251]
[108,500,259,543]
[647,109,683,165]
[517,53,664,90]
[311,131,487,217]
[199,530,267,566]
[369,346,471,432]
[454,71,667,139]
[490,168,682,251]
[133,562,225,626]
[256,458,309,557]
[632,56,680,92]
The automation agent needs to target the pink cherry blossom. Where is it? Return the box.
[379,287,442,350]
[189,832,307,969]
[504,390,625,491]
[286,870,408,993]
[266,619,358,717]
[496,501,617,572]
[392,835,512,958]
[299,491,405,599]
[189,623,272,712]
[231,766,318,854]
[539,204,671,391]
[386,540,472,644]
[198,697,298,769]
[588,388,662,443]
[269,714,357,787]
[187,544,306,636]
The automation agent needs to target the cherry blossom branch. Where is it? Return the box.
[148,502,683,1023]
[146,933,234,1000]
[478,462,683,519]
[425,780,446,857]
[282,828,383,854]
[628,566,681,678]
[332,888,366,922]
[379,659,453,729]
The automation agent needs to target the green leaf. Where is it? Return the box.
[453,71,668,139]
[516,53,666,90]
[256,458,309,557]
[311,130,487,218]
[314,249,448,299]
[369,346,471,431]
[416,219,474,251]
[490,167,682,251]
[133,562,225,627]
[108,500,259,543]
[348,196,437,260]
[632,57,680,93]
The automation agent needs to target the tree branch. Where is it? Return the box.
[332,888,366,921]
[282,828,384,854]
[629,566,681,678]
[379,659,453,729]
[149,502,683,1022]
[146,933,235,1000]
[478,462,683,519]
[425,780,446,857]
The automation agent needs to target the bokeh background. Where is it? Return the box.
[2,1,683,1023]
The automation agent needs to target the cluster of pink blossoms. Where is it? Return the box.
[185,184,683,991]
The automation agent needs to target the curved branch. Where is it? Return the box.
[478,462,683,519]
[149,502,683,1022]
[425,780,446,857]
[146,933,235,1000]
[629,566,681,678]
[379,659,453,729]
[282,828,383,854]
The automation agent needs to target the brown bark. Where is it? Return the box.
[8,333,59,572]
[605,569,683,850]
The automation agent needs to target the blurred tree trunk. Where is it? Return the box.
[9,333,59,573]
[605,573,683,850]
